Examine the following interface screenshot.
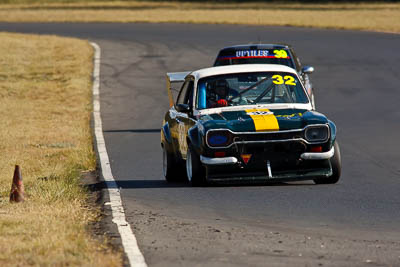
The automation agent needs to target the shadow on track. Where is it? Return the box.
[88,179,315,190]
[104,128,160,133]
[89,180,187,190]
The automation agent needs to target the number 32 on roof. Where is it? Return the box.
[272,75,296,85]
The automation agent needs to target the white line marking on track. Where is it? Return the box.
[90,42,147,267]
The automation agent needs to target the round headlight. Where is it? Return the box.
[207,130,233,148]
[305,126,329,142]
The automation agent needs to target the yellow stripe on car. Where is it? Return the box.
[246,108,279,132]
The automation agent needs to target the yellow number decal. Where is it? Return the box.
[274,50,288,58]
[272,75,284,84]
[272,75,296,85]
[284,75,296,85]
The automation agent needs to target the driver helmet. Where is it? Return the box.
[215,79,229,98]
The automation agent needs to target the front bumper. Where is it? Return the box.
[200,148,334,182]
[208,168,332,183]
[200,147,334,166]
[300,147,334,160]
[200,155,238,165]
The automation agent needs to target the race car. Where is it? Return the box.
[213,44,316,108]
[161,64,341,186]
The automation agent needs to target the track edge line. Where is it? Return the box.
[90,42,147,267]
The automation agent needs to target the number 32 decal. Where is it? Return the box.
[272,75,296,86]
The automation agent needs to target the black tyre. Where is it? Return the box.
[162,144,186,182]
[314,141,341,184]
[186,145,207,186]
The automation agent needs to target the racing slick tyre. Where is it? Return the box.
[162,144,186,182]
[186,145,207,187]
[314,141,341,184]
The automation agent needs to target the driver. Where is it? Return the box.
[214,79,229,107]
[207,79,237,108]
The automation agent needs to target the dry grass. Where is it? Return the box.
[0,33,122,266]
[0,1,399,33]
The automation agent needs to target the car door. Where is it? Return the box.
[172,78,195,159]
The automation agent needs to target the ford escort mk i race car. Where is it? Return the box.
[214,44,316,108]
[161,64,341,186]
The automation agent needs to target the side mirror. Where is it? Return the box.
[302,66,314,74]
[176,103,190,113]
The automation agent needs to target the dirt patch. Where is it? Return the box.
[81,170,127,266]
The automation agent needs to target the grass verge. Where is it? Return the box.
[0,32,121,266]
[0,1,399,33]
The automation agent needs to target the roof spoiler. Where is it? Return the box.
[166,71,191,108]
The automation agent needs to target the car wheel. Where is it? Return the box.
[186,145,206,186]
[314,141,341,184]
[162,144,185,182]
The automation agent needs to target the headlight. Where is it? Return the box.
[207,130,233,148]
[304,125,329,142]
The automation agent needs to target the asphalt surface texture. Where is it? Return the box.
[1,23,400,267]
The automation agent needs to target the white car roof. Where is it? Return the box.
[190,64,297,80]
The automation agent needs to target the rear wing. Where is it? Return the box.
[166,71,191,108]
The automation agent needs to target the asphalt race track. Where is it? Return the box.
[1,23,400,266]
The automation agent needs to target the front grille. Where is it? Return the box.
[205,124,330,150]
[233,130,304,143]
[234,141,307,167]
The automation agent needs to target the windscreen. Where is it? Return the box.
[196,72,308,109]
[214,49,294,69]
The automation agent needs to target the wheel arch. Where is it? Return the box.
[161,122,173,145]
[328,120,337,147]
[187,125,202,151]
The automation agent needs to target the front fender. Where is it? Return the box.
[161,122,172,144]
[328,120,337,147]
[187,125,202,151]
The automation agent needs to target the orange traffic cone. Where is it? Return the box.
[10,165,24,203]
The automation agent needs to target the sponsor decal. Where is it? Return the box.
[218,49,290,61]
[241,154,252,164]
[236,50,269,57]
[275,113,303,119]
[246,111,274,116]
[245,108,279,132]
[177,122,187,155]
